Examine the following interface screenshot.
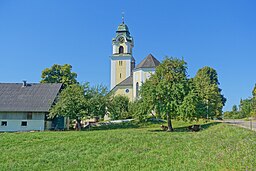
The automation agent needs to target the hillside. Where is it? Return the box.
[0,122,255,170]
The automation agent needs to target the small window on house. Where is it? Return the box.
[21,121,27,126]
[27,113,32,120]
[1,121,7,126]
[120,73,122,78]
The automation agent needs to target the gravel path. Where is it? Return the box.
[223,119,256,131]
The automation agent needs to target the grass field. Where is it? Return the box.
[1,121,256,171]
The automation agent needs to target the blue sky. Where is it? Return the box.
[0,0,255,111]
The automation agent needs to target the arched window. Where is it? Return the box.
[119,46,124,54]
[136,82,139,97]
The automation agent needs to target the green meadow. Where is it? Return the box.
[1,121,256,171]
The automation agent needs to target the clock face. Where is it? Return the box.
[118,37,124,43]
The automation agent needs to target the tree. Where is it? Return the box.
[193,66,226,119]
[178,89,205,122]
[129,99,151,122]
[239,98,252,118]
[251,84,256,117]
[232,105,238,112]
[140,57,188,131]
[50,83,89,130]
[108,95,130,120]
[41,64,78,88]
[87,84,109,118]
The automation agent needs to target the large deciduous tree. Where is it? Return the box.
[50,83,89,130]
[41,64,78,88]
[193,66,226,119]
[140,57,189,131]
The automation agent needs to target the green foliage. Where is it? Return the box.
[140,57,189,131]
[224,104,240,119]
[50,83,111,128]
[41,64,78,88]
[224,99,253,119]
[1,123,256,170]
[128,99,150,122]
[240,99,252,118]
[50,83,89,129]
[87,84,109,118]
[193,66,226,119]
[232,105,238,112]
[178,89,205,122]
[108,95,130,120]
[251,84,256,117]
[225,94,255,119]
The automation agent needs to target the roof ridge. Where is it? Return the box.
[134,54,160,69]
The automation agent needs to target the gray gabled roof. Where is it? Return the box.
[0,83,62,112]
[135,54,160,69]
[110,75,133,93]
[117,75,133,86]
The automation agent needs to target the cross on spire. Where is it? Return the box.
[122,12,125,24]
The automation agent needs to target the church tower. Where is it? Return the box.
[110,19,135,90]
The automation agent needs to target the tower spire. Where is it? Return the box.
[122,12,125,24]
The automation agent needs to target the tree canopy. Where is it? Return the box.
[193,66,226,119]
[108,95,130,120]
[87,84,109,118]
[140,57,189,131]
[50,83,89,130]
[41,64,78,88]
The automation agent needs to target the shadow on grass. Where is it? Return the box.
[82,119,166,131]
[149,122,221,133]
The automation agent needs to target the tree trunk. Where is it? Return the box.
[76,119,82,131]
[166,112,174,132]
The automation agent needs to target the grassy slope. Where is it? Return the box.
[0,122,256,171]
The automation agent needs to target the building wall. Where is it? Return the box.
[112,86,133,101]
[133,70,141,99]
[133,68,156,99]
[0,112,45,132]
[115,60,127,86]
[110,56,133,90]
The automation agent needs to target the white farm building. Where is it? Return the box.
[0,82,62,132]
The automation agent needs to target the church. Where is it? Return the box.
[110,20,160,101]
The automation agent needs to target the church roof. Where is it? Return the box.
[117,23,130,33]
[117,75,133,86]
[135,54,160,69]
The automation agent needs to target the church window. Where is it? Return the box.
[119,61,123,66]
[120,73,122,78]
[136,82,139,97]
[119,46,124,54]
[125,89,129,93]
